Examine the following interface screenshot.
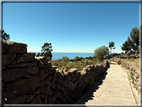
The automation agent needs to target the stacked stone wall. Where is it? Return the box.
[2,39,109,104]
[112,57,140,104]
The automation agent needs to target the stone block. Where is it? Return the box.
[6,75,40,99]
[2,39,27,53]
[3,68,27,82]
[17,53,35,63]
[8,61,37,68]
[2,54,16,66]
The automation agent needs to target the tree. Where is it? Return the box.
[41,42,53,60]
[0,30,10,40]
[121,40,131,53]
[74,56,80,62]
[36,53,40,57]
[94,46,109,61]
[129,27,139,51]
[62,56,69,62]
[109,41,115,54]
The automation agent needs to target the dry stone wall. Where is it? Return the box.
[112,57,140,104]
[2,39,109,104]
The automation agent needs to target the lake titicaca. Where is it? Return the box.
[35,52,94,60]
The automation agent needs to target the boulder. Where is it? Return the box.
[39,68,45,75]
[27,66,39,75]
[8,61,38,68]
[68,68,78,73]
[45,86,52,96]
[2,39,27,53]
[64,81,75,90]
[40,73,49,80]
[2,54,16,66]
[31,94,40,104]
[6,75,40,99]
[3,68,27,82]
[17,53,35,63]
[8,94,28,104]
[26,94,35,103]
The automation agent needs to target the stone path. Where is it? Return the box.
[75,62,138,106]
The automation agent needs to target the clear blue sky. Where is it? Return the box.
[3,3,139,53]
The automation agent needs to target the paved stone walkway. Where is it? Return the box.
[75,62,138,106]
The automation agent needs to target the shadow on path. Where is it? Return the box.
[74,65,108,105]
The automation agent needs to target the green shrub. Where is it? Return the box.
[117,60,121,65]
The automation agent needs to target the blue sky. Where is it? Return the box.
[3,3,139,53]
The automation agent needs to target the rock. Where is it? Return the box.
[35,98,42,104]
[2,66,6,70]
[52,71,58,83]
[8,94,28,104]
[45,86,52,96]
[82,67,88,73]
[51,83,56,89]
[2,91,7,98]
[24,73,31,78]
[6,75,40,99]
[41,75,52,86]
[27,66,39,75]
[68,68,78,73]
[2,39,27,53]
[40,73,49,80]
[2,54,16,66]
[2,68,27,82]
[2,82,5,91]
[64,81,75,90]
[41,93,45,99]
[48,92,57,104]
[58,76,63,83]
[8,61,38,68]
[46,80,53,87]
[31,94,40,104]
[17,53,35,63]
[26,94,35,103]
[39,68,45,75]
[44,95,48,104]
[37,60,44,67]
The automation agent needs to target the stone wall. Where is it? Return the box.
[112,57,140,104]
[2,39,109,104]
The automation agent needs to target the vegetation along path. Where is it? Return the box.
[75,62,138,106]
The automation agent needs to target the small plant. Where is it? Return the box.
[117,60,121,65]
[126,67,129,70]
[132,81,134,84]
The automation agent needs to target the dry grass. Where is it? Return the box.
[51,58,102,71]
[125,58,139,67]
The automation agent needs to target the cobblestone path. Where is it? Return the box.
[75,62,138,106]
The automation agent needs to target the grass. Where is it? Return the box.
[117,60,121,65]
[125,58,139,67]
[51,58,104,71]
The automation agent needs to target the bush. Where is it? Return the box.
[117,60,121,65]
[74,56,80,62]
[94,45,109,61]
[127,51,131,56]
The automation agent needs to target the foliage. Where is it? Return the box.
[36,53,40,57]
[74,56,81,62]
[62,56,69,62]
[0,30,10,40]
[127,51,131,56]
[121,26,140,53]
[129,27,139,51]
[94,45,109,61]
[41,42,53,60]
[117,60,121,65]
[109,41,115,54]
[121,40,131,52]
[51,58,101,71]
